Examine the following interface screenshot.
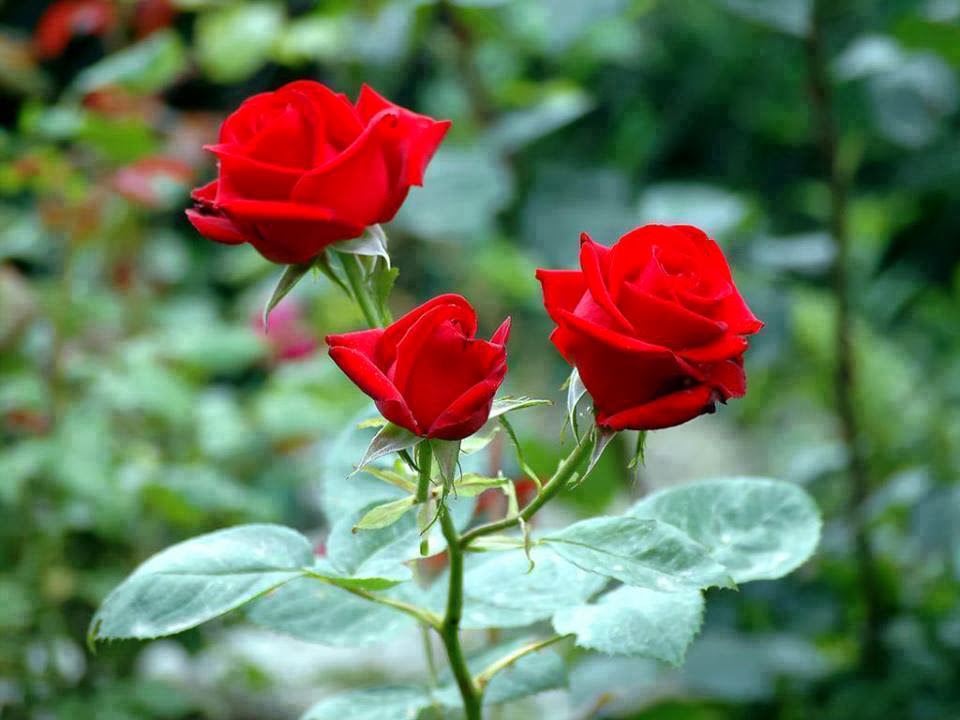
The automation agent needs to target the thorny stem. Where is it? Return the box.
[439,507,483,720]
[805,0,885,673]
[459,433,595,548]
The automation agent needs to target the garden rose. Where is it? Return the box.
[35,0,117,59]
[186,81,451,264]
[537,225,762,431]
[327,295,510,440]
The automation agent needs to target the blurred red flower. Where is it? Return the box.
[34,0,117,59]
[112,156,193,209]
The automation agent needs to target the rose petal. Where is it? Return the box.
[379,294,476,369]
[327,346,419,434]
[290,111,397,228]
[618,282,727,348]
[706,357,746,399]
[489,316,512,346]
[206,147,304,202]
[535,269,587,325]
[185,207,250,245]
[427,373,505,440]
[678,334,749,363]
[597,384,717,431]
[580,238,634,333]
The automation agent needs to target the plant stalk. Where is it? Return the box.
[438,506,483,719]
[805,0,884,673]
[459,433,595,548]
[338,251,384,329]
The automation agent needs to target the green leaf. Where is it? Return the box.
[315,250,353,297]
[394,147,513,243]
[497,415,541,488]
[430,439,461,486]
[553,586,704,666]
[363,465,417,493]
[426,547,607,629]
[455,473,508,497]
[713,0,811,36]
[627,477,821,583]
[489,396,552,419]
[628,431,648,469]
[485,89,594,152]
[246,576,414,646]
[89,525,312,643]
[196,3,285,83]
[434,637,567,707]
[460,422,501,455]
[300,687,432,720]
[357,423,421,472]
[336,224,390,264]
[583,426,616,484]
[542,516,733,592]
[263,259,316,327]
[326,495,476,587]
[565,368,589,440]
[354,496,416,531]
[69,30,187,96]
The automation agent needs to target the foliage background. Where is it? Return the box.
[2,0,960,717]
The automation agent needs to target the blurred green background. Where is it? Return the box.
[2,0,960,718]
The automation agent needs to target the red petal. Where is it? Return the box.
[678,334,748,363]
[185,208,250,245]
[327,346,419,433]
[535,269,586,325]
[427,373,505,440]
[580,238,634,333]
[290,112,394,228]
[617,282,726,348]
[204,146,303,202]
[379,294,476,368]
[597,384,717,431]
[489,317,511,346]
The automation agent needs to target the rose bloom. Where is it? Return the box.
[327,295,510,441]
[537,225,762,431]
[187,81,450,264]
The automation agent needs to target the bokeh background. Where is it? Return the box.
[2,0,960,718]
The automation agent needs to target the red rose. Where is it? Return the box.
[186,81,450,264]
[537,225,762,431]
[326,295,510,440]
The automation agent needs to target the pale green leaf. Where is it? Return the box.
[354,496,416,531]
[553,586,704,666]
[488,396,552,419]
[336,224,390,265]
[246,576,414,646]
[196,3,285,83]
[89,525,312,642]
[263,259,316,328]
[69,30,186,96]
[301,686,432,720]
[426,546,607,629]
[627,477,821,583]
[543,516,733,591]
[357,423,420,472]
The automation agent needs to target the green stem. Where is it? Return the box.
[416,443,433,504]
[806,0,884,674]
[439,507,483,720]
[459,434,595,548]
[475,635,569,691]
[338,251,384,328]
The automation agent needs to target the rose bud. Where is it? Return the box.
[537,225,762,431]
[186,81,451,264]
[326,295,510,441]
